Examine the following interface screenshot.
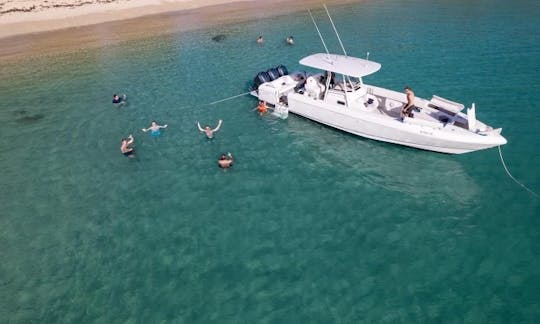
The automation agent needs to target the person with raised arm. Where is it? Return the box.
[120,134,135,158]
[197,119,222,139]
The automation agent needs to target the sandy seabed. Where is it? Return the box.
[0,0,359,60]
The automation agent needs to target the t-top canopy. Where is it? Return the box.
[299,53,381,78]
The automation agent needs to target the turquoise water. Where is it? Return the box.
[1,0,540,322]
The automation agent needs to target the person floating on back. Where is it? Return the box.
[218,152,234,169]
[112,93,127,106]
[197,119,222,139]
[120,134,135,158]
[142,121,168,137]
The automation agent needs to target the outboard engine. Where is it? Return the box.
[276,65,288,76]
[253,71,271,90]
[267,67,280,81]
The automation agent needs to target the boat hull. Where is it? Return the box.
[287,93,507,154]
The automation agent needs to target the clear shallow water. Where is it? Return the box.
[1,0,540,322]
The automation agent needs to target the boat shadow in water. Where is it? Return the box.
[285,115,481,206]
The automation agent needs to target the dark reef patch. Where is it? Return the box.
[211,34,226,42]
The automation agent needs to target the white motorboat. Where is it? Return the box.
[249,7,507,154]
[250,53,507,154]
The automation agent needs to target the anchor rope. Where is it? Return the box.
[165,91,252,118]
[208,91,251,105]
[498,146,539,198]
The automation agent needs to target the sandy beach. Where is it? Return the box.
[0,0,358,60]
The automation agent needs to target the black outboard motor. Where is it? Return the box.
[267,67,280,81]
[276,65,288,77]
[253,71,271,90]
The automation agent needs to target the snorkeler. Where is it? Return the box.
[197,119,222,139]
[112,93,127,105]
[142,121,168,137]
[218,152,234,169]
[120,134,135,158]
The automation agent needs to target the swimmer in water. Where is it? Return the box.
[120,134,135,158]
[286,36,294,45]
[257,35,264,44]
[218,152,234,169]
[197,119,222,139]
[257,100,268,116]
[142,121,168,137]
[112,93,127,105]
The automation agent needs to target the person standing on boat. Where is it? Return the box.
[197,119,222,139]
[402,86,415,118]
[323,71,336,89]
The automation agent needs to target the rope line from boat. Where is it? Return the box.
[498,146,539,198]
[208,91,251,105]
[170,91,251,112]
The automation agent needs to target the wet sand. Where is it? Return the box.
[0,0,359,61]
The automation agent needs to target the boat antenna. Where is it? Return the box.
[308,9,330,55]
[324,4,347,57]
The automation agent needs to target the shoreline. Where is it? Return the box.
[0,0,250,39]
[0,0,359,60]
